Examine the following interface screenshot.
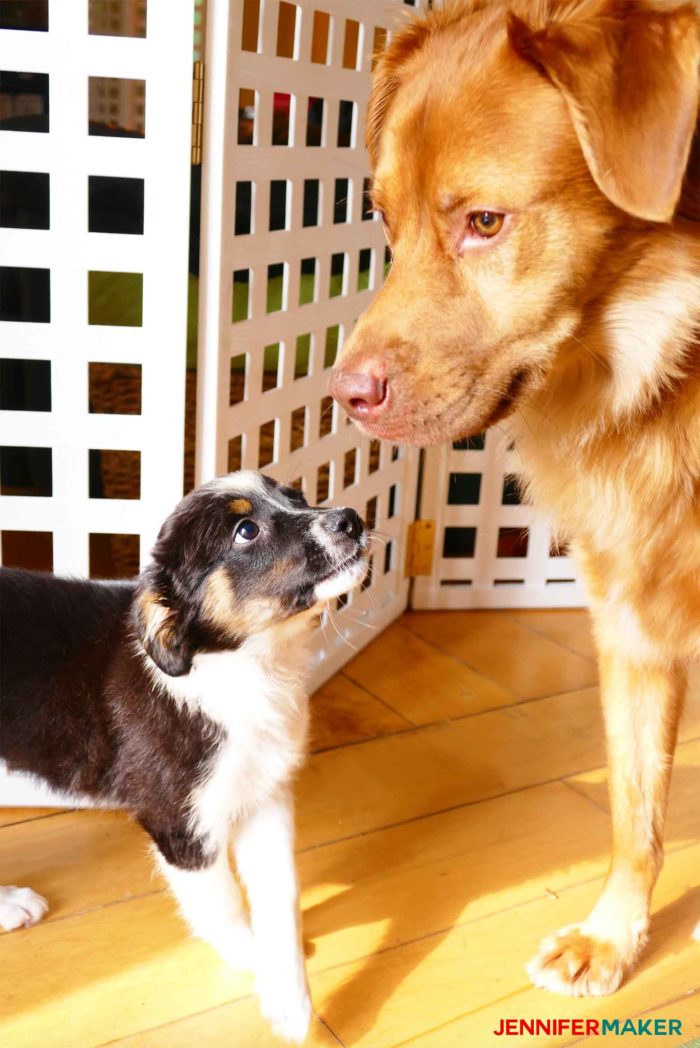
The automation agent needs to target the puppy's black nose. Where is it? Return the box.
[323,508,364,541]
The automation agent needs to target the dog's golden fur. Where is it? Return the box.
[334,0,700,997]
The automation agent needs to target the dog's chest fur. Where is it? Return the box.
[152,623,312,849]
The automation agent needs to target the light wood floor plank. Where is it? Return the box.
[310,672,410,751]
[310,844,700,1048]
[508,609,597,663]
[404,610,598,700]
[340,622,515,724]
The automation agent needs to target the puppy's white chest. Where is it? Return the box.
[162,638,310,846]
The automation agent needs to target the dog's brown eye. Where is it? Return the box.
[234,520,259,545]
[469,211,504,238]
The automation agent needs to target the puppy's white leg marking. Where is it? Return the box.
[155,849,253,970]
[234,789,311,1045]
[0,885,48,931]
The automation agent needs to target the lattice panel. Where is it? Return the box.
[196,0,423,684]
[0,0,194,578]
[412,432,585,610]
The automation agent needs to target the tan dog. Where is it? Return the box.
[330,0,700,997]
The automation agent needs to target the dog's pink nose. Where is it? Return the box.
[330,368,387,420]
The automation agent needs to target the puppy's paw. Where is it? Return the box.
[257,970,312,1044]
[0,886,49,931]
[216,920,255,971]
[527,923,633,997]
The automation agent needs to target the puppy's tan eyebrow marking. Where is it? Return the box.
[229,498,253,515]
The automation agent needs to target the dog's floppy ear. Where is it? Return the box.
[367,18,430,165]
[133,578,192,677]
[508,3,700,222]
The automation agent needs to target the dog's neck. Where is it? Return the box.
[519,221,700,445]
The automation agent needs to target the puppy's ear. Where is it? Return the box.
[133,583,192,677]
[367,17,430,164]
[508,4,700,222]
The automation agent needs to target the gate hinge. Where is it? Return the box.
[405,519,435,578]
[191,60,204,165]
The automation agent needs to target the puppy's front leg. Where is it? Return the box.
[234,788,311,1044]
[154,845,254,970]
[529,643,686,995]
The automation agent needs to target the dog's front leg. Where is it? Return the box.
[234,788,311,1044]
[154,845,254,970]
[528,643,686,996]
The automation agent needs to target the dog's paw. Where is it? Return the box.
[0,886,49,932]
[257,970,312,1044]
[527,923,631,997]
[692,920,700,943]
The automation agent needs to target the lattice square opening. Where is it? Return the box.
[303,179,320,227]
[448,472,482,505]
[290,406,306,452]
[0,445,52,496]
[0,170,49,228]
[88,175,144,235]
[89,449,141,500]
[333,178,350,223]
[235,181,254,235]
[232,269,251,322]
[319,395,334,438]
[329,253,346,297]
[299,257,317,305]
[241,0,261,52]
[306,97,324,146]
[89,532,139,579]
[228,434,243,472]
[358,248,372,291]
[230,353,247,404]
[276,2,299,59]
[343,448,357,488]
[1,530,52,571]
[502,474,521,504]
[262,342,281,392]
[269,179,289,231]
[258,419,277,467]
[295,333,311,378]
[238,88,256,145]
[368,439,380,474]
[266,262,286,313]
[1,2,48,31]
[316,461,330,502]
[365,496,377,530]
[88,271,142,327]
[89,363,141,415]
[388,483,397,518]
[342,19,361,69]
[89,0,147,38]
[311,10,330,64]
[1,358,51,411]
[0,266,50,322]
[272,92,292,145]
[324,324,340,368]
[443,527,476,558]
[497,527,529,558]
[362,178,374,220]
[453,433,485,450]
[89,77,145,137]
[337,100,355,147]
[362,554,374,591]
[384,540,393,574]
[0,71,49,132]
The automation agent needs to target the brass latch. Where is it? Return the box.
[191,60,204,165]
[405,519,435,577]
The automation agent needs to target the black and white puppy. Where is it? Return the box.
[0,471,367,1043]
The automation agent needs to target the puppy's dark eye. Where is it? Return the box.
[234,519,259,545]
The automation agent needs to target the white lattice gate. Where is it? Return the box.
[195,0,422,685]
[413,437,584,610]
[0,0,194,803]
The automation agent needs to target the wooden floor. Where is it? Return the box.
[1,609,699,1047]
